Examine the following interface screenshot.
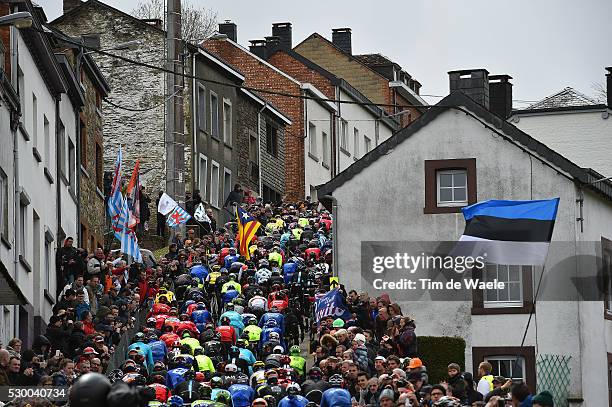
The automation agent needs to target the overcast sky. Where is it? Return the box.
[44,0,611,106]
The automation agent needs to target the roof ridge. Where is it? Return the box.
[527,86,599,109]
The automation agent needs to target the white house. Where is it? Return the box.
[317,76,612,405]
[510,75,612,178]
[0,0,80,346]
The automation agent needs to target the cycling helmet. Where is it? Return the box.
[168,395,184,407]
[225,363,238,373]
[308,367,322,379]
[433,397,462,407]
[210,376,223,388]
[226,303,235,311]
[269,332,280,341]
[199,385,212,399]
[264,319,278,328]
[235,373,249,385]
[132,332,145,343]
[229,346,240,358]
[273,345,284,354]
[107,369,124,383]
[229,273,237,281]
[150,374,166,385]
[147,317,157,327]
[286,383,301,396]
[194,347,204,356]
[253,361,265,371]
[328,374,344,387]
[69,373,111,407]
[253,398,268,407]
[248,317,258,326]
[220,316,231,325]
[289,345,300,355]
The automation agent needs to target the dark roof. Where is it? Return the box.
[50,0,166,34]
[267,48,399,130]
[317,91,612,205]
[354,53,399,68]
[526,87,599,110]
[55,53,85,107]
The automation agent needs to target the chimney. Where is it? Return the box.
[249,39,267,59]
[448,69,490,110]
[142,18,163,30]
[606,67,612,108]
[219,20,237,42]
[332,28,352,55]
[63,0,81,14]
[265,36,280,56]
[489,74,513,119]
[272,22,292,50]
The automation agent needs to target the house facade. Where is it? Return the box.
[318,73,612,405]
[0,0,82,346]
[202,27,334,202]
[293,29,427,128]
[509,72,612,178]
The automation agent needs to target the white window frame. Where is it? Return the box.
[340,120,348,150]
[43,115,50,168]
[198,153,208,202]
[308,122,317,157]
[0,169,8,239]
[353,128,360,158]
[484,356,526,383]
[364,135,372,154]
[19,201,27,259]
[322,131,329,166]
[210,91,219,138]
[44,239,51,291]
[436,169,468,207]
[223,98,232,146]
[210,160,220,208]
[483,264,524,308]
[32,93,37,147]
[68,137,76,192]
[197,84,206,131]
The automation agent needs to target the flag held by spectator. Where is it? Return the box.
[194,203,210,223]
[458,198,560,265]
[126,159,140,229]
[107,147,123,221]
[157,192,178,216]
[314,288,351,325]
[166,205,191,228]
[236,207,260,260]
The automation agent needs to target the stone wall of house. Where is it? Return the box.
[260,112,286,197]
[236,96,260,195]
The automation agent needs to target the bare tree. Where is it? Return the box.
[591,82,607,104]
[132,0,218,43]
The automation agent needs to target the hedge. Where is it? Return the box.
[417,336,466,384]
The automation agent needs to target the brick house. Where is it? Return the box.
[192,47,289,223]
[262,24,399,179]
[293,28,427,128]
[202,26,334,201]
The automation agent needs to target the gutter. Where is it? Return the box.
[320,194,338,278]
[11,22,21,336]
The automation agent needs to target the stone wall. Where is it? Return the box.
[260,112,286,197]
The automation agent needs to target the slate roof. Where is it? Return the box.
[354,53,398,67]
[526,87,599,110]
[317,91,612,205]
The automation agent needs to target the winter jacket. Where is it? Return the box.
[397,326,417,357]
[353,344,370,373]
[321,388,352,407]
[448,373,467,401]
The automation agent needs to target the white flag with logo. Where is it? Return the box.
[194,203,211,223]
[157,192,178,216]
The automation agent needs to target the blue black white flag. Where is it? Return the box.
[314,288,351,325]
[458,198,560,265]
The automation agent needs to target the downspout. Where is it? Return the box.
[303,92,308,199]
[10,23,20,337]
[75,108,81,247]
[257,103,266,197]
[320,194,338,277]
[332,86,339,177]
[55,97,62,244]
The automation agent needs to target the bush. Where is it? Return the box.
[418,336,466,384]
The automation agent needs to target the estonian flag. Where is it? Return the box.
[458,198,560,265]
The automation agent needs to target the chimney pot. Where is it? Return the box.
[249,39,267,59]
[219,21,237,42]
[272,22,292,50]
[605,67,612,109]
[448,69,490,110]
[489,74,513,119]
[332,28,352,55]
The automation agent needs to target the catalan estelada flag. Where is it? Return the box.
[236,207,261,260]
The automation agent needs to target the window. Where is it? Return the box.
[68,139,76,192]
[32,93,37,146]
[80,120,87,167]
[249,133,259,182]
[44,238,51,292]
[322,132,329,167]
[0,169,8,240]
[199,154,208,200]
[210,161,220,208]
[308,122,317,157]
[486,356,525,382]
[223,99,232,145]
[483,265,524,307]
[18,67,25,116]
[197,85,206,131]
[32,211,40,276]
[340,120,348,151]
[472,264,533,315]
[58,122,66,179]
[43,116,50,168]
[263,184,281,204]
[210,92,219,138]
[19,202,27,257]
[364,135,372,154]
[353,128,359,158]
[266,122,278,157]
[424,158,476,214]
[95,143,103,190]
[472,347,536,392]
[603,238,612,318]
[437,169,467,207]
[223,169,232,207]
